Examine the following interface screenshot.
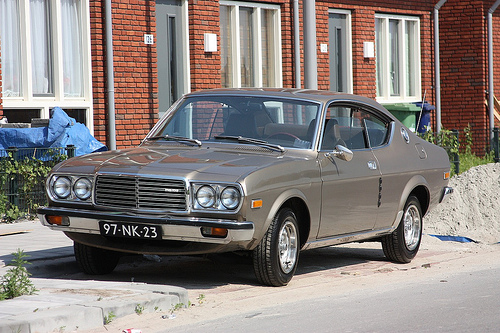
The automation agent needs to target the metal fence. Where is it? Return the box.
[0,146,74,221]
[492,128,500,164]
[419,127,500,175]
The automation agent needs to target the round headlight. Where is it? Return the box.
[221,187,240,210]
[53,176,71,199]
[74,178,92,200]
[196,186,216,208]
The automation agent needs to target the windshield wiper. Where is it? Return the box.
[146,135,202,147]
[214,135,284,152]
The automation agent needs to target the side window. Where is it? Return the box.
[321,104,389,150]
[321,105,360,150]
[364,115,389,148]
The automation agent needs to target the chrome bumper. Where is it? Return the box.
[439,186,454,203]
[37,207,255,245]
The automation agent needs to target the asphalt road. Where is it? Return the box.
[164,265,500,333]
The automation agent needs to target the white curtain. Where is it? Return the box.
[61,0,83,97]
[30,0,52,95]
[0,0,22,97]
[389,19,400,97]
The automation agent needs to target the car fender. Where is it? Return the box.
[249,187,311,247]
[392,174,430,228]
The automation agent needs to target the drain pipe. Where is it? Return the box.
[294,0,301,88]
[105,0,117,150]
[434,0,447,134]
[488,0,500,141]
[303,0,317,89]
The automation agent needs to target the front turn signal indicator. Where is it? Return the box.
[46,215,70,226]
[201,227,228,238]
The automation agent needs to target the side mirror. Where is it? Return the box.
[327,145,353,162]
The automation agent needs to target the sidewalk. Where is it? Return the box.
[0,220,188,333]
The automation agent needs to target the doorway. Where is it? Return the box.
[328,11,352,93]
[156,0,186,118]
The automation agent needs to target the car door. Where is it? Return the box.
[370,122,415,230]
[317,104,382,238]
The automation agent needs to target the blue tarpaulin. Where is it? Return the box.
[0,107,106,157]
[429,234,477,243]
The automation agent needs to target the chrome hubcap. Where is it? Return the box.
[278,220,298,274]
[403,204,421,251]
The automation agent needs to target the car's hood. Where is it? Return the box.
[53,144,299,182]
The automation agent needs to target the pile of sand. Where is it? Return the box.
[424,163,500,244]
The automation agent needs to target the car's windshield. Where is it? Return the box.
[149,95,320,149]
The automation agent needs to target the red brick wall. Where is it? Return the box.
[90,0,158,149]
[278,1,294,88]
[187,0,292,92]
[492,3,500,129]
[85,0,498,154]
[189,1,222,91]
[439,1,489,152]
[85,0,437,149]
[316,1,433,101]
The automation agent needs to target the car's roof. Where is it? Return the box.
[185,88,392,118]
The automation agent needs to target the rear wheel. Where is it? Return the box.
[253,208,300,286]
[74,242,120,275]
[382,195,422,263]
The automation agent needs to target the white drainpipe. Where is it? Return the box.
[294,0,301,88]
[434,0,447,133]
[303,0,317,89]
[488,0,500,141]
[105,0,117,150]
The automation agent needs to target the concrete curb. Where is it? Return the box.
[0,279,188,333]
[0,221,189,333]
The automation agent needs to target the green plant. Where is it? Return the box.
[169,302,185,315]
[103,311,116,324]
[3,205,22,223]
[0,149,67,223]
[0,249,37,300]
[135,303,145,315]
[459,149,494,174]
[420,125,494,176]
[197,294,206,304]
[420,128,460,175]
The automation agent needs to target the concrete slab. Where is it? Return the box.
[0,220,188,332]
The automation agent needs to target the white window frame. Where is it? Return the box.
[1,0,93,132]
[375,13,421,103]
[220,0,282,88]
[328,8,353,94]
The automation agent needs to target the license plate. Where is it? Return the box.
[99,221,162,240]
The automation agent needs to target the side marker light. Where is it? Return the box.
[251,199,263,209]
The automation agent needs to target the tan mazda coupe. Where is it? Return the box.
[38,89,453,286]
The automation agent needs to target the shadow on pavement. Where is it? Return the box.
[24,244,387,290]
[0,246,74,265]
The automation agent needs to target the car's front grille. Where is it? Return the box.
[95,175,187,211]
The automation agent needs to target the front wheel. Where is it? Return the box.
[74,242,121,275]
[382,195,422,263]
[253,208,300,287]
